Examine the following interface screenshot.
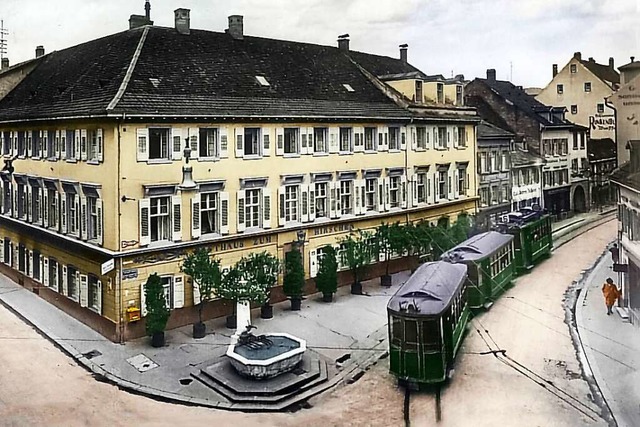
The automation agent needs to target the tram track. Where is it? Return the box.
[552,211,616,250]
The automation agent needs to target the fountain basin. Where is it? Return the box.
[226,332,307,379]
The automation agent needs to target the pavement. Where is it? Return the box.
[0,205,627,415]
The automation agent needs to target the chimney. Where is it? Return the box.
[337,34,350,51]
[399,44,408,63]
[174,8,191,35]
[486,69,496,81]
[227,15,244,40]
[35,46,45,58]
[552,64,558,77]
[632,56,636,63]
[588,57,595,63]
[573,51,582,61]
[1,58,9,70]
[129,1,153,29]
[145,0,151,20]
[609,57,615,68]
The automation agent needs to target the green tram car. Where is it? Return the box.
[440,231,515,310]
[387,261,469,387]
[497,208,553,274]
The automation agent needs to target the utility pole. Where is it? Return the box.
[0,20,8,61]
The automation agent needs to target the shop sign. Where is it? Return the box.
[312,223,355,237]
[589,115,615,131]
[101,258,115,275]
[122,268,139,280]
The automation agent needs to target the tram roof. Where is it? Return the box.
[440,231,514,263]
[387,261,467,317]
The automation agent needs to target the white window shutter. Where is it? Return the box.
[329,182,337,218]
[43,258,49,287]
[193,282,201,305]
[75,129,81,160]
[377,177,385,212]
[80,129,88,161]
[60,195,67,234]
[136,128,148,161]
[360,180,366,215]
[306,128,314,155]
[434,172,439,201]
[354,127,364,152]
[173,275,185,309]
[139,198,151,246]
[328,127,339,153]
[453,169,459,199]
[219,126,229,158]
[220,191,230,234]
[172,195,182,242]
[96,199,103,245]
[80,274,88,307]
[276,127,284,156]
[262,189,271,229]
[262,127,271,157]
[453,127,459,148]
[400,127,407,150]
[446,128,451,149]
[26,185,32,222]
[189,128,199,160]
[28,250,33,277]
[354,179,361,215]
[80,196,87,240]
[308,186,316,221]
[26,130,32,158]
[62,265,68,295]
[96,280,103,314]
[448,168,454,200]
[334,181,342,218]
[310,249,318,278]
[235,127,244,158]
[384,177,391,211]
[171,128,183,161]
[411,173,418,207]
[278,185,286,226]
[0,239,3,264]
[236,189,246,233]
[140,284,147,317]
[191,195,200,239]
[40,130,46,158]
[301,128,309,155]
[301,184,310,222]
[97,129,104,162]
[411,126,417,150]
[401,175,408,209]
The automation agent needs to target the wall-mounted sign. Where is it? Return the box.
[589,115,615,131]
[122,268,139,280]
[121,240,139,249]
[101,258,115,275]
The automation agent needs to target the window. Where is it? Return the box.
[342,83,354,92]
[438,127,447,149]
[199,128,219,158]
[31,184,41,225]
[245,189,261,229]
[571,105,578,114]
[416,172,427,204]
[88,275,102,314]
[597,103,605,114]
[415,80,423,102]
[437,83,444,103]
[491,186,498,205]
[16,182,27,219]
[480,187,489,207]
[314,128,328,153]
[389,176,400,208]
[161,276,174,309]
[438,170,447,199]
[284,185,300,222]
[67,266,79,301]
[87,130,102,162]
[17,131,25,157]
[456,85,463,105]
[572,158,579,173]
[339,128,352,153]
[150,196,171,242]
[47,188,58,228]
[48,258,58,289]
[492,151,500,172]
[364,127,377,152]
[149,128,170,160]
[584,82,591,92]
[340,180,353,215]
[200,192,219,235]
[580,133,585,150]
[87,196,100,240]
[416,126,427,149]
[457,127,466,147]
[256,75,270,86]
[570,64,577,73]
[365,178,377,210]
[315,182,328,218]
[501,152,508,171]
[17,244,27,274]
[31,131,40,158]
[284,128,299,155]
[388,127,400,150]
[458,167,467,195]
[67,193,79,235]
[244,128,261,157]
[2,131,9,155]
[557,84,564,94]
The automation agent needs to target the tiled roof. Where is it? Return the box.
[587,138,617,161]
[510,148,544,167]
[0,26,418,122]
[611,162,640,192]
[579,59,620,85]
[477,121,513,139]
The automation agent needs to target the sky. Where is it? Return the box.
[2,0,639,88]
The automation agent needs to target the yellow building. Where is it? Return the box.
[0,10,478,341]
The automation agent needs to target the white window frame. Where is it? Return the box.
[284,128,299,156]
[314,182,328,218]
[150,196,172,243]
[148,128,171,161]
[313,127,328,154]
[340,180,353,215]
[339,127,353,153]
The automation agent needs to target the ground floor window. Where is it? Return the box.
[67,265,79,301]
[88,275,102,314]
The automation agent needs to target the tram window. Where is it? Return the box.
[422,320,441,349]
[391,316,403,346]
[405,320,418,350]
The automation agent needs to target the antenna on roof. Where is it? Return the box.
[0,20,8,61]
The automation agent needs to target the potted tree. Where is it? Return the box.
[238,251,280,319]
[450,213,472,245]
[218,263,271,328]
[181,248,222,339]
[283,249,305,310]
[144,273,171,348]
[376,222,407,287]
[315,245,338,302]
[338,230,374,295]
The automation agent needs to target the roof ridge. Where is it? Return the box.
[106,26,150,111]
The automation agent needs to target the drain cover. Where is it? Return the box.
[179,378,193,385]
[83,350,102,360]
[126,354,158,373]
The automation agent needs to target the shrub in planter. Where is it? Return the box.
[237,251,280,319]
[315,245,338,302]
[338,230,374,295]
[218,263,270,329]
[144,273,171,347]
[283,249,305,310]
[181,248,222,339]
[376,222,408,287]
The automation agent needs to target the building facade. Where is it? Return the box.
[510,149,544,212]
[0,10,478,341]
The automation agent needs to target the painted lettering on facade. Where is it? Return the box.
[313,223,354,236]
[589,115,615,131]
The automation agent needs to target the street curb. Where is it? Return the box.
[571,247,621,427]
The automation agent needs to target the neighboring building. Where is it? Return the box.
[536,52,619,141]
[466,69,589,217]
[510,148,544,211]
[0,9,478,341]
[609,57,640,326]
[0,47,46,100]
[475,121,513,230]
[587,138,617,209]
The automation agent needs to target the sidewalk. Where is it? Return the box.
[575,249,640,427]
[0,270,408,410]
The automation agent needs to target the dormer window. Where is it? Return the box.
[256,76,270,87]
[437,83,444,103]
[343,84,355,92]
[456,85,463,105]
[415,80,423,102]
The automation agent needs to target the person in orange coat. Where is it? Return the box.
[602,278,621,315]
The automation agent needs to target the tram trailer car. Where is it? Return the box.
[441,231,515,310]
[498,209,553,274]
[387,261,469,387]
